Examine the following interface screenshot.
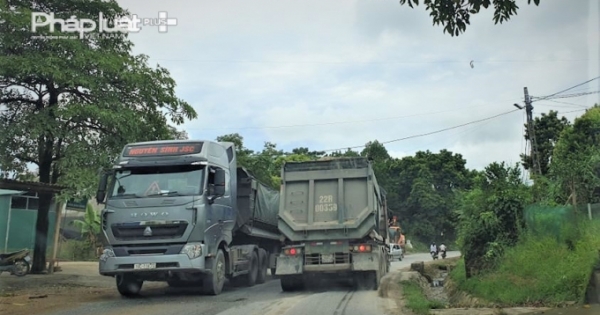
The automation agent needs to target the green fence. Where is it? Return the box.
[524,203,600,241]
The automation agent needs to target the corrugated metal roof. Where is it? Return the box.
[0,179,65,193]
[0,189,25,196]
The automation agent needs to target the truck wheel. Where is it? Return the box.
[244,251,259,287]
[116,274,143,297]
[203,249,226,295]
[256,249,268,284]
[280,275,304,292]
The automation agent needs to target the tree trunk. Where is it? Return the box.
[31,191,53,273]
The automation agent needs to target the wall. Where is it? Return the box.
[0,195,10,251]
[1,194,58,255]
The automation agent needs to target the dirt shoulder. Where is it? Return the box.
[0,262,118,315]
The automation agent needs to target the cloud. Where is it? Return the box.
[115,0,597,170]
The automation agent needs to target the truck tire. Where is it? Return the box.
[280,275,304,292]
[203,249,226,295]
[257,249,268,284]
[244,251,259,287]
[116,274,143,297]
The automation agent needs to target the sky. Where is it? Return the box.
[117,0,599,173]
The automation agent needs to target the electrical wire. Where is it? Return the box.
[319,108,521,152]
[148,58,591,65]
[186,99,522,131]
[532,76,600,102]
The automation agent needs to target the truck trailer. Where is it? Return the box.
[95,140,282,297]
[275,157,390,291]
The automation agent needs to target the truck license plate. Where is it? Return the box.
[321,254,334,263]
[134,263,156,270]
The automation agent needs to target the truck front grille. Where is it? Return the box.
[304,253,351,265]
[111,223,188,241]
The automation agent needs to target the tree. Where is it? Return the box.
[456,162,530,278]
[0,0,196,273]
[399,0,541,37]
[387,149,473,242]
[520,110,570,176]
[548,106,600,206]
[168,126,189,140]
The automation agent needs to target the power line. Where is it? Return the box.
[532,76,600,102]
[541,91,599,101]
[319,109,521,152]
[187,100,520,131]
[149,58,591,65]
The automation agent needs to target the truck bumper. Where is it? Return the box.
[99,248,207,276]
[275,252,380,275]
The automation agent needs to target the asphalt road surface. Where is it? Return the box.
[47,251,461,315]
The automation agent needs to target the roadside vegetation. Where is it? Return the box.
[401,280,445,315]
[450,106,600,306]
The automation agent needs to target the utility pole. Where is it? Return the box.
[523,87,542,176]
[515,87,542,178]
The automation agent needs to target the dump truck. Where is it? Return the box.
[275,157,390,291]
[95,140,282,297]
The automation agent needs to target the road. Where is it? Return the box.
[44,251,461,315]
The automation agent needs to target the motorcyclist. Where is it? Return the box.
[439,243,447,253]
[429,242,437,255]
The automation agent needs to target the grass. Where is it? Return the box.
[400,280,445,315]
[450,220,600,307]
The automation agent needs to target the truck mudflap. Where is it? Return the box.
[99,245,207,276]
[275,254,303,275]
[351,251,381,271]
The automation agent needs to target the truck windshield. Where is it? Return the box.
[109,165,205,199]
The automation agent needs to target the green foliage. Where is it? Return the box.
[69,203,101,247]
[548,107,600,205]
[521,110,571,176]
[400,280,445,314]
[0,0,196,199]
[58,239,98,261]
[450,219,600,306]
[456,162,530,277]
[399,0,541,37]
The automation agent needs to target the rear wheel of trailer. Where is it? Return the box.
[257,249,268,284]
[280,275,305,292]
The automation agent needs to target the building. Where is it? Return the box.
[0,189,59,253]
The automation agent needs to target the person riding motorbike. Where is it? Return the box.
[430,242,437,257]
[439,243,447,258]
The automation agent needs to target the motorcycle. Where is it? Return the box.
[441,250,447,259]
[431,251,438,260]
[0,249,31,276]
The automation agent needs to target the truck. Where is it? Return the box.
[275,157,390,291]
[95,140,282,297]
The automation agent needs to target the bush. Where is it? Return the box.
[450,220,600,306]
[57,239,98,261]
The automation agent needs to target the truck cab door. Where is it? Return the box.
[206,167,232,251]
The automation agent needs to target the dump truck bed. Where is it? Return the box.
[278,157,386,242]
[234,167,280,238]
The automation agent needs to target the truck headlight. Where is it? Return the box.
[180,243,203,259]
[100,248,115,262]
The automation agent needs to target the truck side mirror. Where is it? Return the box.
[96,171,109,204]
[213,169,226,196]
